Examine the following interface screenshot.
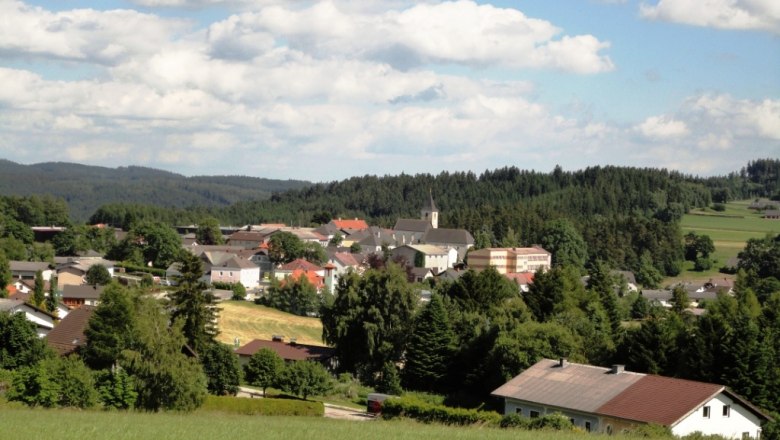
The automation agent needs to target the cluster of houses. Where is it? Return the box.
[1,195,771,437]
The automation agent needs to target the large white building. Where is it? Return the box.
[467,246,551,274]
[492,359,770,439]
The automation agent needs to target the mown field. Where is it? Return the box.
[0,407,650,440]
[216,300,325,347]
[672,199,780,282]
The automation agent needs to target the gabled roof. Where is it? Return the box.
[402,244,448,255]
[505,272,534,285]
[46,306,95,356]
[0,298,58,320]
[62,284,104,300]
[235,339,334,362]
[393,219,432,233]
[492,359,644,413]
[228,230,267,242]
[596,375,723,426]
[330,218,370,231]
[423,228,475,246]
[9,261,51,272]
[492,359,772,427]
[278,259,322,272]
[331,252,360,267]
[213,256,258,270]
[282,269,324,289]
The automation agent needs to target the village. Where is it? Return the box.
[1,192,774,440]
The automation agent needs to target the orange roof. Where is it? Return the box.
[331,218,369,231]
[505,272,534,285]
[278,258,322,272]
[282,269,324,289]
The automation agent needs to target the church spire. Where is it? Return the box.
[421,189,439,229]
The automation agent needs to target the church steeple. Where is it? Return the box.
[421,189,439,229]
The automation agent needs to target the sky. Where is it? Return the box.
[0,0,778,182]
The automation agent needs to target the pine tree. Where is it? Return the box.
[169,251,218,353]
[0,251,10,298]
[45,275,58,314]
[402,294,455,392]
[82,284,138,370]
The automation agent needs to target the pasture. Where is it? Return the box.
[673,199,780,282]
[216,300,325,347]
[0,407,649,440]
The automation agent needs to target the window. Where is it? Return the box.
[723,405,731,417]
[703,406,711,418]
[515,408,522,415]
[569,418,576,425]
[606,425,614,435]
[530,410,540,418]
[742,433,750,440]
[585,422,592,432]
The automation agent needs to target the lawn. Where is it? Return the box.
[669,200,780,283]
[0,407,651,440]
[217,300,325,347]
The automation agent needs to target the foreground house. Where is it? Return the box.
[61,285,104,308]
[492,359,770,438]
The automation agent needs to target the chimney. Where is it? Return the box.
[271,335,284,342]
[559,358,568,368]
[611,364,625,374]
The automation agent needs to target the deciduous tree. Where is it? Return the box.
[244,348,284,396]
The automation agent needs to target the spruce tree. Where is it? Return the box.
[169,251,218,353]
[0,251,10,298]
[402,294,455,393]
[82,284,138,370]
[45,275,58,314]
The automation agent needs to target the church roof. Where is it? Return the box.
[423,190,438,212]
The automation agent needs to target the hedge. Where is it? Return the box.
[114,263,167,277]
[381,396,501,426]
[199,395,324,417]
[499,413,575,431]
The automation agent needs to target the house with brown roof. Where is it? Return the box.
[45,306,95,356]
[61,284,104,308]
[492,359,770,438]
[234,337,335,369]
[9,261,54,281]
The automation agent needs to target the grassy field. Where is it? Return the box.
[0,407,650,440]
[216,300,325,347]
[671,199,780,283]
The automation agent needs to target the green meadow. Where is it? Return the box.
[672,199,780,282]
[0,407,652,440]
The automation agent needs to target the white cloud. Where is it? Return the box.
[0,1,189,64]
[640,0,780,34]
[637,115,689,139]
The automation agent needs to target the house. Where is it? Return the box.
[234,337,335,369]
[505,272,535,292]
[352,227,398,254]
[0,299,57,337]
[274,258,324,283]
[45,306,95,356]
[762,210,780,219]
[226,230,267,249]
[57,258,115,287]
[328,218,370,232]
[492,359,770,438]
[391,244,453,274]
[61,284,104,308]
[468,247,551,274]
[394,192,439,244]
[328,252,362,276]
[208,255,260,289]
[422,227,475,263]
[9,261,54,281]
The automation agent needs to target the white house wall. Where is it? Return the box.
[504,398,601,433]
[672,393,763,439]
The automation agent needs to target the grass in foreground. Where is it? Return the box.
[0,407,640,440]
[217,300,324,346]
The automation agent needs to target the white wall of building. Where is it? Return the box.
[672,394,763,439]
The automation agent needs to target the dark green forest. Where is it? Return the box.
[0,160,309,221]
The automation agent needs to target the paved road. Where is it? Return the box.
[236,386,373,421]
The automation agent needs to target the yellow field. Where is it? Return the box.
[216,301,325,347]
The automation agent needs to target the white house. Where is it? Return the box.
[9,261,54,281]
[0,299,57,337]
[209,256,260,289]
[391,244,453,274]
[492,359,770,439]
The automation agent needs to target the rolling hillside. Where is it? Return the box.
[0,160,310,221]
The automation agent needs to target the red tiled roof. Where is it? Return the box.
[505,272,534,285]
[278,259,322,272]
[234,339,334,362]
[282,269,324,289]
[596,375,723,426]
[332,252,360,267]
[331,218,369,231]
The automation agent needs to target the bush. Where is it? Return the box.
[381,396,501,426]
[528,413,574,430]
[679,432,730,440]
[623,423,674,438]
[499,414,529,429]
[694,257,713,271]
[712,203,726,212]
[231,283,246,301]
[277,361,333,400]
[200,395,324,416]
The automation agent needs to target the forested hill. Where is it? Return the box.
[0,160,310,221]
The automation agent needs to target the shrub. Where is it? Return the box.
[694,257,713,271]
[528,413,574,430]
[200,395,324,416]
[277,361,333,400]
[712,203,726,212]
[499,414,529,429]
[95,368,137,410]
[623,423,674,438]
[381,396,501,426]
